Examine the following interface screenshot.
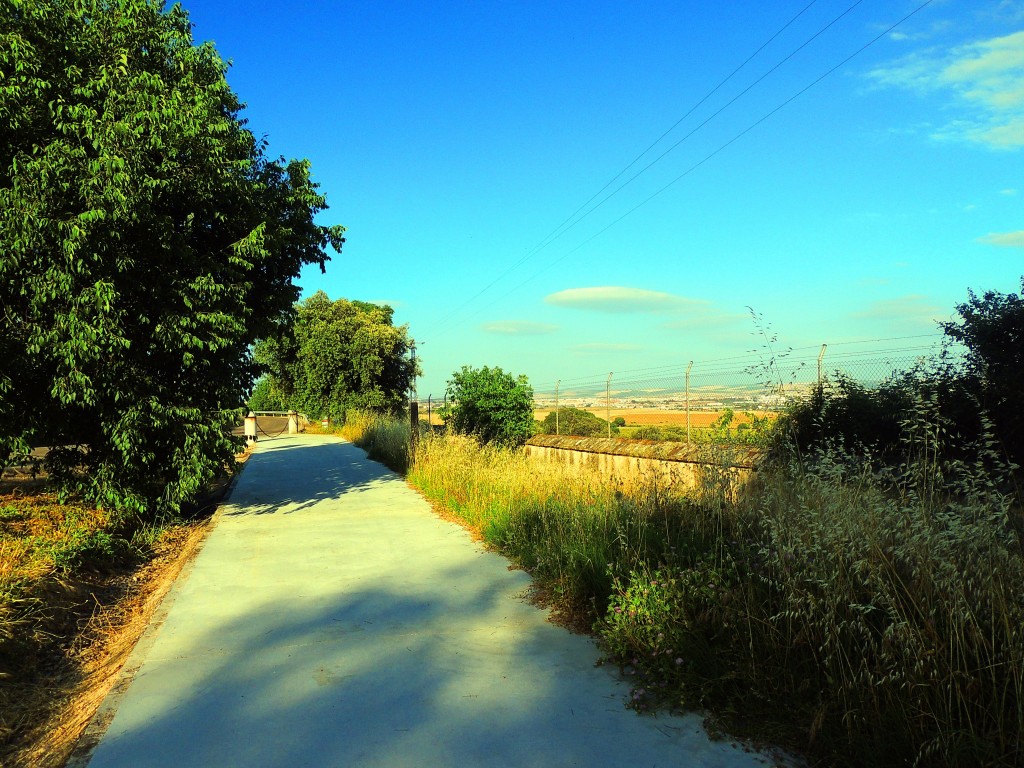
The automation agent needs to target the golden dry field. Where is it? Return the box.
[531,408,776,428]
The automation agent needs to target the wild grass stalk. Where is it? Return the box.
[408,430,1024,767]
[342,410,411,474]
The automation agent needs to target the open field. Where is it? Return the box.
[415,408,779,430]
[532,408,777,428]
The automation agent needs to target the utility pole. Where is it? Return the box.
[685,360,693,444]
[409,341,418,454]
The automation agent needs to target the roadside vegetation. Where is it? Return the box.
[0,485,224,766]
[404,406,1021,767]
[337,410,412,475]
[348,282,1024,767]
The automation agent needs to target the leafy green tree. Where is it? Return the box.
[942,278,1024,466]
[445,366,534,447]
[539,407,617,438]
[247,376,286,412]
[0,0,344,515]
[254,292,416,422]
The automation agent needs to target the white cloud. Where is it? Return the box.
[1000,188,1018,195]
[571,342,643,351]
[867,30,1024,149]
[545,286,707,314]
[851,294,945,324]
[480,320,558,335]
[978,229,1024,246]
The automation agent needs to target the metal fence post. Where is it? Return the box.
[685,361,693,444]
[817,343,827,387]
[409,399,419,454]
[555,379,560,435]
[606,372,613,438]
[427,395,432,431]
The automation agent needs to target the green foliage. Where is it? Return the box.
[0,0,343,516]
[247,376,285,412]
[611,416,626,428]
[942,277,1024,467]
[603,559,740,712]
[445,366,534,447]
[412,419,1024,766]
[254,292,415,422]
[780,373,916,460]
[781,278,1024,472]
[539,406,618,437]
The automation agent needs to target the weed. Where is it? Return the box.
[409,420,1024,766]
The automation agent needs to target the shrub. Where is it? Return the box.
[410,419,1023,766]
[539,407,619,437]
[942,277,1024,468]
[444,366,534,447]
[631,425,662,441]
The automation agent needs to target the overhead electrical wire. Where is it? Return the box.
[487,0,936,307]
[417,1,822,342]
[531,339,945,395]
[421,0,936,352]
[528,0,867,254]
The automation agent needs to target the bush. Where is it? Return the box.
[942,277,1024,468]
[631,425,662,441]
[444,366,534,447]
[539,407,619,437]
[410,418,1024,766]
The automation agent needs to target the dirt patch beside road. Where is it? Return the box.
[0,455,248,768]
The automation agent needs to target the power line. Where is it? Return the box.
[418,1,826,343]
[527,1,824,255]
[493,0,936,302]
[423,1,934,345]
[530,0,866,254]
[530,336,946,394]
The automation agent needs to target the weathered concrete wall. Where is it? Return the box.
[524,435,762,497]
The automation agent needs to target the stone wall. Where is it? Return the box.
[524,435,762,497]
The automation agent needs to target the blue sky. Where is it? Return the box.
[185,0,1023,397]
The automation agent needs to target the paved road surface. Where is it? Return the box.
[79,435,781,767]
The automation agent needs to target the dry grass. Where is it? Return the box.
[2,522,211,768]
[0,451,246,767]
[410,431,1024,766]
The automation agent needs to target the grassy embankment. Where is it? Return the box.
[351,410,1023,767]
[0,449,241,765]
[0,491,187,764]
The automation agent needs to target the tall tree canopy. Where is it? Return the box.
[254,292,416,422]
[941,277,1024,467]
[0,0,344,515]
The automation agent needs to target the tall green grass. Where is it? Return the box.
[408,431,1024,767]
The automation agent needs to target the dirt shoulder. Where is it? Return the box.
[0,457,248,768]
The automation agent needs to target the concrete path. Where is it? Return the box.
[81,435,780,768]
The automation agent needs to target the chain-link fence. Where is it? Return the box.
[413,336,960,431]
[534,339,951,415]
